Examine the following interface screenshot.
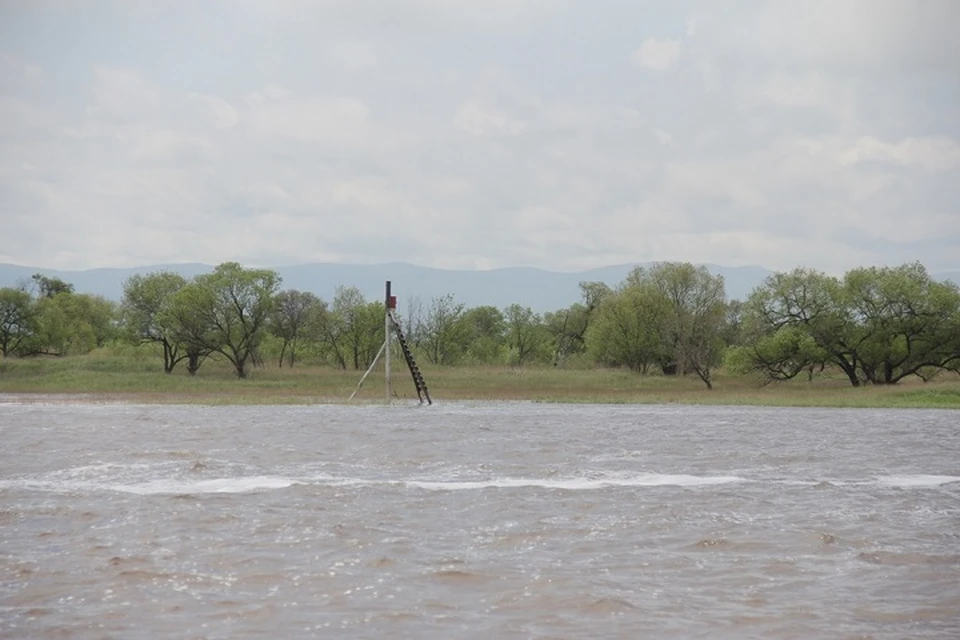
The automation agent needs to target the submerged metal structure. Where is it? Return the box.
[349,281,432,405]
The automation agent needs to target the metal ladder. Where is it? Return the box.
[388,310,432,405]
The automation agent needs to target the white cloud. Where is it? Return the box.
[453,102,526,137]
[835,136,960,172]
[328,41,379,70]
[127,129,217,162]
[86,67,161,122]
[189,93,240,130]
[542,104,645,133]
[689,0,960,71]
[0,52,45,89]
[258,0,573,32]
[0,0,958,276]
[245,94,373,146]
[795,134,960,172]
[331,177,401,210]
[754,71,851,114]
[631,38,682,71]
[665,161,767,209]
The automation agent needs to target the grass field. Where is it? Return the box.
[2,350,960,409]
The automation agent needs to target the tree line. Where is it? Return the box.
[1,261,959,387]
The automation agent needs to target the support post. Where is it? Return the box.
[385,280,392,403]
[348,340,387,401]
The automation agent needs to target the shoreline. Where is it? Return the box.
[3,354,959,409]
[2,387,959,409]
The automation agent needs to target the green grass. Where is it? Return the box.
[888,386,960,408]
[1,351,959,409]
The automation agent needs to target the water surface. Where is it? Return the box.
[2,399,958,638]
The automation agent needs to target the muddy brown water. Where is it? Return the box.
[1,399,958,638]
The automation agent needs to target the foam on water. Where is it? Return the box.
[0,475,301,495]
[875,475,960,488]
[5,466,958,497]
[0,470,743,495]
[403,474,743,491]
[3,402,960,640]
[111,475,302,495]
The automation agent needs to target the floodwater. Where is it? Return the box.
[1,399,958,639]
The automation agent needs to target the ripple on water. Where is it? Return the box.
[875,474,960,488]
[1,402,958,639]
[857,551,960,566]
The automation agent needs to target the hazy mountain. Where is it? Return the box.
[0,262,213,300]
[2,262,958,313]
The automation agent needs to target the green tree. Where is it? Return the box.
[720,299,744,347]
[0,288,37,357]
[737,268,866,387]
[28,295,69,355]
[734,264,960,386]
[544,305,586,365]
[646,263,727,388]
[326,286,382,370]
[726,324,828,383]
[422,294,467,365]
[271,290,326,368]
[119,272,188,373]
[70,293,116,348]
[401,296,425,351]
[160,283,218,375]
[585,264,725,387]
[545,281,612,366]
[458,305,506,364]
[844,263,960,384]
[24,292,116,356]
[194,262,281,378]
[580,281,613,311]
[504,304,548,366]
[586,282,667,373]
[31,273,74,298]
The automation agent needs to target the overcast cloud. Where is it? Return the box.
[1,0,958,273]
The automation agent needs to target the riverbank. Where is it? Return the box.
[1,353,959,408]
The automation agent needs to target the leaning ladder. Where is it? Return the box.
[388,309,432,405]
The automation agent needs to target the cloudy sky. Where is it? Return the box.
[1,0,958,274]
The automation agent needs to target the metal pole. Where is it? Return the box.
[385,281,392,403]
[348,340,387,401]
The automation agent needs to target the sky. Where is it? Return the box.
[1,0,958,274]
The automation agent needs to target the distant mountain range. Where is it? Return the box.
[1,261,958,313]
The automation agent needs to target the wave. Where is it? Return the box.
[402,474,743,491]
[875,475,960,488]
[111,475,303,495]
[0,475,302,495]
[112,472,743,494]
[8,469,955,496]
[0,471,742,495]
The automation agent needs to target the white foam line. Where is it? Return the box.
[875,475,960,488]
[116,475,302,495]
[1,476,304,495]
[8,473,956,496]
[403,475,744,491]
[0,474,744,494]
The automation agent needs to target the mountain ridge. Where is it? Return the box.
[1,261,957,313]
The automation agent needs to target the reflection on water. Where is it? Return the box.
[1,399,959,639]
